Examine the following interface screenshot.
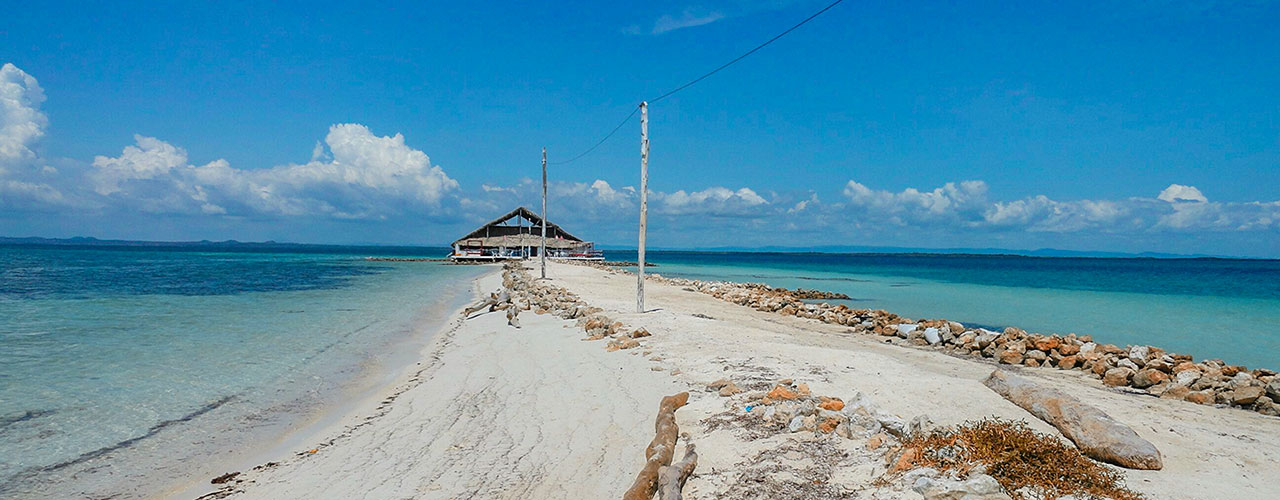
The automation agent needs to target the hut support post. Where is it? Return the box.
[541,147,547,279]
[637,101,648,313]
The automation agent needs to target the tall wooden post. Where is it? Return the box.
[637,101,649,313]
[540,147,548,279]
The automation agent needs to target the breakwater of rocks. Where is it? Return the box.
[570,261,1280,418]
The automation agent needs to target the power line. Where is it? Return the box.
[548,104,640,165]
[649,0,845,104]
[548,0,845,165]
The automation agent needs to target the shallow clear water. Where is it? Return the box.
[613,251,1280,371]
[0,245,483,497]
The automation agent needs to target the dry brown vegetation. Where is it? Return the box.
[901,418,1145,500]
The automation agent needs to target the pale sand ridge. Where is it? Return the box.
[206,261,1279,499]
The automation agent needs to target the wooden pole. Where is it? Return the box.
[637,102,649,313]
[541,147,548,279]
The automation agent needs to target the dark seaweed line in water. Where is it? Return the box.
[0,395,237,495]
[0,409,57,433]
[0,320,381,495]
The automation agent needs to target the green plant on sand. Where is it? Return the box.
[900,418,1145,500]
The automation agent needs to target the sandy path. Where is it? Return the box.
[210,261,1279,500]
[212,269,681,499]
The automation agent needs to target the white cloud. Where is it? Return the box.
[1157,183,1208,203]
[0,63,47,165]
[651,9,726,34]
[839,179,1278,235]
[88,124,459,219]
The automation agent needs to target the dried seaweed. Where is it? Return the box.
[901,418,1145,500]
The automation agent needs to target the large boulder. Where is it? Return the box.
[983,370,1163,470]
[1131,369,1169,389]
[1103,367,1135,387]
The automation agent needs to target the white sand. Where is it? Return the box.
[201,261,1279,499]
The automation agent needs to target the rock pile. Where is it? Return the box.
[574,262,1279,418]
[499,262,650,352]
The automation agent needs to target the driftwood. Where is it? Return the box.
[984,369,1162,470]
[657,443,697,500]
[622,392,690,500]
[463,289,521,328]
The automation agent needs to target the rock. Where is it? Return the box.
[718,383,743,397]
[1025,350,1047,362]
[1033,337,1060,351]
[913,474,1012,500]
[818,417,840,433]
[1103,367,1135,387]
[630,328,651,338]
[818,398,845,411]
[1184,391,1214,405]
[1131,369,1169,389]
[924,327,941,345]
[1232,386,1265,405]
[796,383,811,397]
[1172,361,1200,373]
[1129,345,1151,363]
[896,323,919,338]
[1175,369,1200,387]
[1267,378,1280,401]
[788,415,806,433]
[984,370,1163,470]
[974,329,1000,349]
[997,350,1023,365]
[908,414,935,438]
[1117,358,1140,371]
[767,384,799,401]
[706,378,732,390]
[1161,385,1191,400]
[1058,342,1081,356]
[867,432,887,450]
[1058,355,1080,370]
[835,423,853,439]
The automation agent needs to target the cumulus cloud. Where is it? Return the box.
[0,63,68,209]
[838,179,1278,234]
[88,124,458,219]
[0,63,47,165]
[1157,184,1207,203]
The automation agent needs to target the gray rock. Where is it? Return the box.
[788,415,806,433]
[896,323,919,338]
[1129,345,1151,363]
[975,329,1000,349]
[984,370,1163,470]
[913,474,1012,500]
[1117,358,1140,371]
[1175,370,1200,387]
[1079,342,1098,355]
[1267,378,1280,401]
[923,327,941,345]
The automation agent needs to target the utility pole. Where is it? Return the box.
[637,102,649,313]
[541,147,548,279]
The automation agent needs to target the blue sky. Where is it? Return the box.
[2,1,1278,256]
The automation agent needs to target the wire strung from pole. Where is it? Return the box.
[548,104,640,165]
[648,0,845,103]
[548,0,844,165]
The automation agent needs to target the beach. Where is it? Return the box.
[197,260,1280,499]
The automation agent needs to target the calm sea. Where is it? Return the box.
[0,244,481,498]
[612,251,1280,371]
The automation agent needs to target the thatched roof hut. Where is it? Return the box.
[450,207,602,260]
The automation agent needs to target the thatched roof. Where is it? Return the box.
[453,207,587,247]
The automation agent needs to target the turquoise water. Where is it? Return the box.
[614,251,1280,371]
[0,245,483,498]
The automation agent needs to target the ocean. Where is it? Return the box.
[0,244,482,498]
[611,251,1280,371]
[3,245,1279,497]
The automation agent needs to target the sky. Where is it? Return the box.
[1,1,1278,257]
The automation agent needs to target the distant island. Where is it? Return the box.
[0,236,1254,260]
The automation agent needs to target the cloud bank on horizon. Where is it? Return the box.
[2,63,1278,257]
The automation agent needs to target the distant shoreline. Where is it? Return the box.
[2,236,1271,261]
